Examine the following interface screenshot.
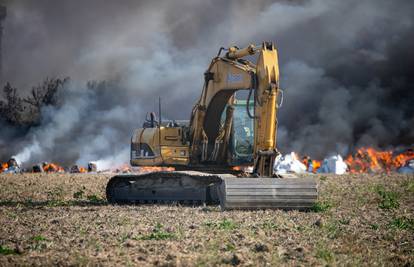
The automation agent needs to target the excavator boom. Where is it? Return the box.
[106,42,318,210]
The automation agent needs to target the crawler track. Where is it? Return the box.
[106,171,223,204]
[106,171,318,210]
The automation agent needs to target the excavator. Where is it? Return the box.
[106,42,318,210]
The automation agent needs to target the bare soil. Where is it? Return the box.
[0,173,413,266]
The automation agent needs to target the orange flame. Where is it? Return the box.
[43,163,65,173]
[302,157,321,173]
[0,162,8,173]
[312,160,321,173]
[112,163,132,173]
[138,166,175,173]
[392,150,414,168]
[345,147,413,173]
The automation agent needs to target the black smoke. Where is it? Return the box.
[0,0,413,168]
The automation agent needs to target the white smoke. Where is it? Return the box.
[12,139,40,165]
[7,33,204,167]
[91,147,130,171]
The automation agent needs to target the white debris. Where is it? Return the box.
[319,154,347,174]
[274,152,307,174]
[3,166,21,174]
[397,159,414,174]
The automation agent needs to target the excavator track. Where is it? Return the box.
[106,171,318,210]
[106,171,222,204]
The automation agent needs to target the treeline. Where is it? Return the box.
[0,78,68,126]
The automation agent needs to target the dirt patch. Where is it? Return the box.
[0,173,413,266]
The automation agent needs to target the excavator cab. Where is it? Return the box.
[225,99,254,166]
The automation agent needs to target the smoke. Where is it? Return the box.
[1,0,413,167]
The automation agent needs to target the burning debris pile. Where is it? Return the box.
[0,159,175,175]
[0,159,92,174]
[0,158,20,174]
[41,163,65,173]
[345,148,414,174]
[275,147,414,175]
[1,148,412,176]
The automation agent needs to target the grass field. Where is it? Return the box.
[0,173,413,266]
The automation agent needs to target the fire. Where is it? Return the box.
[393,149,414,168]
[113,163,132,173]
[69,165,88,173]
[0,162,8,173]
[345,147,413,173]
[1,147,412,175]
[138,166,175,173]
[43,163,64,173]
[302,157,321,173]
[312,160,321,172]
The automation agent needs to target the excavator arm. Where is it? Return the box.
[253,42,280,176]
[189,42,280,177]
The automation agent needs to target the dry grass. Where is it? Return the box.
[0,173,413,266]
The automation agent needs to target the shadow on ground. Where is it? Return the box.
[0,199,107,207]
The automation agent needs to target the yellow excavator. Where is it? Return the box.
[106,42,317,210]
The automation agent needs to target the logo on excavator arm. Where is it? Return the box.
[227,73,243,83]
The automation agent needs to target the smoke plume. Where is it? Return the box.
[0,0,413,168]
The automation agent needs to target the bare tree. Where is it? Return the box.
[0,77,69,126]
[0,82,24,124]
[24,77,68,110]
